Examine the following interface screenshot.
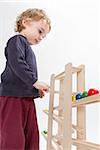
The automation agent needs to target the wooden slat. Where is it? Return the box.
[54,90,77,95]
[42,132,63,150]
[72,94,100,107]
[43,110,63,123]
[42,129,100,150]
[41,132,56,150]
[72,124,83,134]
[52,135,63,150]
[53,94,100,109]
[72,139,100,150]
[43,94,100,113]
[55,66,82,80]
[49,135,100,150]
[72,67,82,74]
[43,110,76,134]
[55,71,65,80]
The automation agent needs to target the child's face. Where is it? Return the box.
[21,19,50,45]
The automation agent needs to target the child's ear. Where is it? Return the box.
[22,19,31,27]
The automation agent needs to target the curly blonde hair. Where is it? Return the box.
[15,8,51,33]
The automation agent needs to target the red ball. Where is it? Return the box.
[88,88,99,96]
[95,90,99,94]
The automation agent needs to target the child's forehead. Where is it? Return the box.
[36,19,48,26]
[34,19,50,32]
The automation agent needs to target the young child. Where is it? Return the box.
[0,8,51,150]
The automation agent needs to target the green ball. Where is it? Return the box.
[82,91,88,98]
[43,130,48,134]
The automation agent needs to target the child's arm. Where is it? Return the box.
[6,36,38,87]
[33,81,49,98]
[33,81,49,92]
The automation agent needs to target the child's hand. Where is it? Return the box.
[39,90,45,98]
[33,81,49,92]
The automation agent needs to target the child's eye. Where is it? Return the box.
[38,29,42,34]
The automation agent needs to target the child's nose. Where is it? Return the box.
[40,34,46,40]
[39,36,44,41]
[40,36,43,40]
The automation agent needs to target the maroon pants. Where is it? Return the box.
[0,96,39,150]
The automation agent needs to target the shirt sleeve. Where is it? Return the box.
[6,36,38,87]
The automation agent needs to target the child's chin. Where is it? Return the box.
[30,42,39,45]
[35,41,40,44]
[30,40,41,45]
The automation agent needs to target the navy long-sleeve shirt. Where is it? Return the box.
[0,34,40,98]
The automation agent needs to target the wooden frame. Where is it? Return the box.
[42,63,100,150]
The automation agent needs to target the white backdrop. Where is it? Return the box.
[0,0,100,149]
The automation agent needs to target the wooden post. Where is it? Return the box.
[62,63,72,150]
[47,74,55,150]
[57,79,64,149]
[77,65,86,150]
